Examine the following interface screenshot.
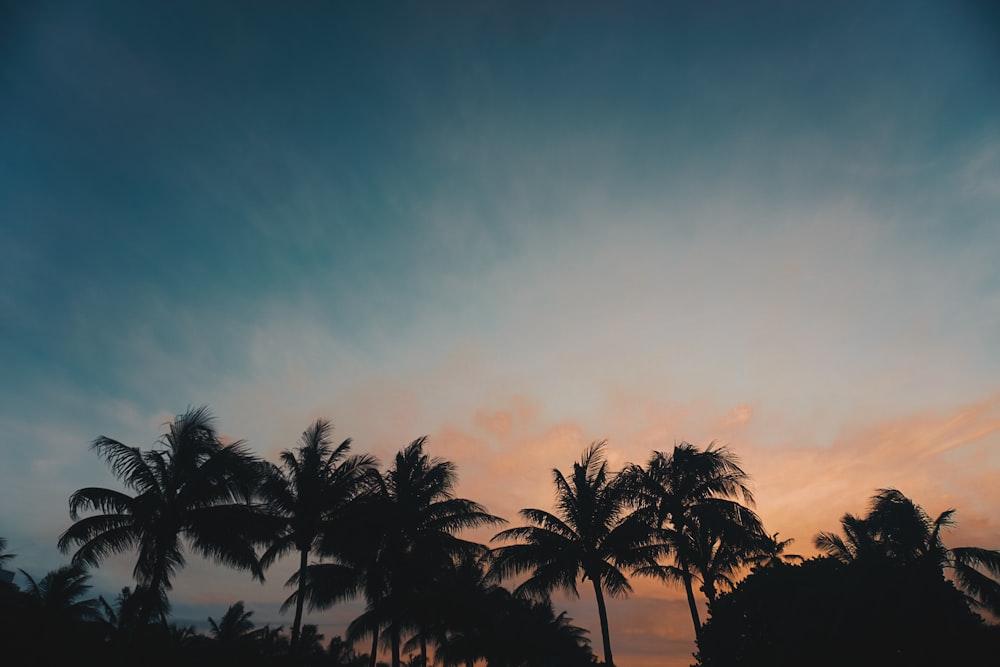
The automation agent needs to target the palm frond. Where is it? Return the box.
[66,487,136,521]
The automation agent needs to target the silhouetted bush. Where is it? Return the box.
[694,557,1000,667]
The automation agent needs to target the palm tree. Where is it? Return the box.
[0,537,15,593]
[0,537,13,567]
[625,442,766,642]
[258,419,377,651]
[19,563,102,624]
[96,586,144,644]
[58,406,269,626]
[321,437,504,667]
[747,532,803,569]
[815,488,1000,616]
[208,600,260,646]
[437,576,595,667]
[490,441,647,667]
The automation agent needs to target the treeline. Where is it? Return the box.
[1,406,999,667]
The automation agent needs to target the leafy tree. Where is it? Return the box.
[624,442,765,642]
[815,488,1000,616]
[258,418,377,651]
[491,441,646,667]
[696,553,1000,666]
[58,406,269,626]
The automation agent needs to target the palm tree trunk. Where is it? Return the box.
[391,625,401,667]
[420,633,428,667]
[291,547,308,651]
[590,577,614,667]
[369,627,379,667]
[137,555,167,630]
[681,570,702,643]
[702,572,717,605]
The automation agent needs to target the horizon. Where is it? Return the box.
[2,2,999,665]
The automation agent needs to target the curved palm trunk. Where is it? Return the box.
[591,577,614,667]
[681,568,702,644]
[291,547,308,651]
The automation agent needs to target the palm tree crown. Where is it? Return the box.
[58,406,268,624]
[20,563,102,624]
[208,600,260,646]
[491,441,647,667]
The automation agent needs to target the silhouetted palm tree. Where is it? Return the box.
[258,418,377,651]
[490,441,647,667]
[747,532,803,569]
[208,600,260,646]
[0,537,13,567]
[0,537,15,593]
[815,488,1000,615]
[435,571,594,667]
[329,437,504,667]
[625,442,765,642]
[58,406,268,626]
[95,585,146,644]
[20,563,102,624]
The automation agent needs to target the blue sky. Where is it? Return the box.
[2,2,999,664]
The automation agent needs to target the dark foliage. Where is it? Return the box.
[695,557,1000,667]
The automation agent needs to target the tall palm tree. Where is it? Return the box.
[321,437,504,667]
[815,488,1000,616]
[490,441,647,667]
[625,442,766,642]
[58,406,268,626]
[257,419,377,651]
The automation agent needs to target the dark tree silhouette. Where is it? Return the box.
[747,532,803,570]
[19,563,102,624]
[0,537,13,568]
[431,559,595,667]
[0,537,16,593]
[208,600,260,646]
[490,441,647,667]
[58,406,269,626]
[258,418,377,651]
[310,437,504,667]
[815,488,1000,616]
[2,563,110,664]
[624,442,766,642]
[697,550,1000,665]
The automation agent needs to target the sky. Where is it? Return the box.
[2,1,999,664]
